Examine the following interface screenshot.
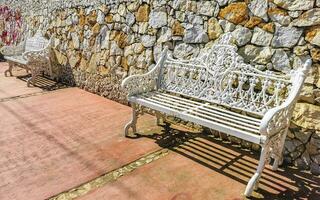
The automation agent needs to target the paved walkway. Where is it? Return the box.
[0,62,319,200]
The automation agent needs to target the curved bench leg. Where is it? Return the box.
[272,130,288,171]
[124,104,138,137]
[4,62,13,77]
[244,145,269,197]
[155,111,164,126]
[27,71,37,87]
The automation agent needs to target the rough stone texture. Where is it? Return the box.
[232,26,252,46]
[292,103,320,130]
[149,10,167,29]
[3,0,320,174]
[292,8,320,27]
[218,2,249,24]
[172,20,184,36]
[208,18,223,40]
[305,26,320,47]
[249,0,268,21]
[239,45,274,64]
[173,43,199,59]
[268,7,291,25]
[136,4,150,22]
[271,26,303,48]
[251,27,273,46]
[273,0,315,11]
[272,49,290,72]
[183,25,209,44]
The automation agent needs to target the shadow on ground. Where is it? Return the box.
[136,123,320,200]
[17,74,67,91]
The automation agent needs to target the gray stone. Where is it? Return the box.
[141,35,156,48]
[197,1,216,16]
[97,10,105,24]
[310,162,320,175]
[251,27,273,46]
[183,25,209,43]
[110,41,123,56]
[317,0,320,7]
[294,152,310,170]
[173,43,199,59]
[292,8,320,27]
[175,11,185,22]
[248,0,268,21]
[138,22,149,34]
[157,27,172,43]
[126,12,135,26]
[269,11,291,25]
[296,130,314,144]
[118,3,127,16]
[253,47,274,64]
[288,11,303,18]
[232,26,252,46]
[149,10,167,28]
[219,20,236,33]
[292,55,311,70]
[71,13,79,25]
[302,150,312,165]
[238,45,274,64]
[272,49,290,72]
[216,0,228,6]
[311,154,320,164]
[172,0,187,10]
[273,0,314,11]
[71,32,80,50]
[187,14,203,25]
[272,26,303,48]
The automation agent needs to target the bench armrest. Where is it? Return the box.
[0,41,25,56]
[122,48,168,96]
[260,59,312,136]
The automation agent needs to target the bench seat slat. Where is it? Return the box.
[148,92,261,127]
[129,95,263,144]
[141,93,261,133]
[138,94,260,135]
[156,91,262,122]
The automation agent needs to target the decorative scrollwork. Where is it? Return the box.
[160,44,294,115]
[122,48,168,96]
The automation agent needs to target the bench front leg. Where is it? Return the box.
[27,68,38,87]
[124,103,139,137]
[244,141,271,197]
[4,61,14,77]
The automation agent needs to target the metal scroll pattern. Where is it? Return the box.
[159,45,292,115]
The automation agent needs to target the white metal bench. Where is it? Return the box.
[0,31,53,86]
[122,40,312,196]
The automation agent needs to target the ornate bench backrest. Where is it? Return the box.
[25,32,50,52]
[159,45,293,116]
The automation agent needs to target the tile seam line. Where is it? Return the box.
[0,88,68,102]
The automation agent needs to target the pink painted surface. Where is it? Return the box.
[0,88,160,200]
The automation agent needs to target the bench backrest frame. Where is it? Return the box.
[24,32,50,52]
[158,45,295,116]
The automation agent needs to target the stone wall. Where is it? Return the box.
[2,0,320,174]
